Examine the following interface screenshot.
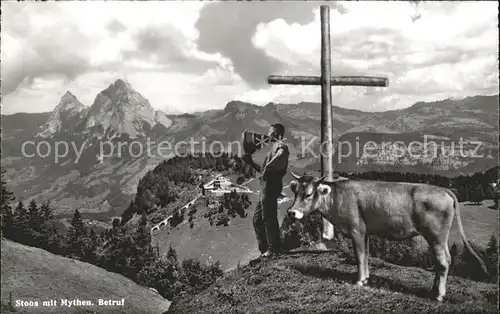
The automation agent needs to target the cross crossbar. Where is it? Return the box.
[268,75,389,87]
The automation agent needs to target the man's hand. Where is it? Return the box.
[242,154,262,172]
[241,154,252,165]
[261,165,268,177]
[257,167,266,180]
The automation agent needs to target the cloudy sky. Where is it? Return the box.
[1,1,498,115]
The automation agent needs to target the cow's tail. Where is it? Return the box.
[446,189,489,275]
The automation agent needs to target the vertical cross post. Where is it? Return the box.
[320,6,334,182]
[267,4,389,243]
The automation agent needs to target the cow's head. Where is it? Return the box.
[287,171,331,220]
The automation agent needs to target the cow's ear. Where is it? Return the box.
[290,180,298,194]
[317,184,331,196]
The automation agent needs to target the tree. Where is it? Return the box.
[0,168,15,236]
[136,258,176,299]
[450,243,460,272]
[27,199,41,231]
[485,233,498,282]
[112,218,121,229]
[167,245,178,265]
[215,213,229,227]
[40,201,54,221]
[36,201,62,253]
[18,199,42,246]
[492,184,499,209]
[133,211,156,274]
[449,188,459,199]
[459,241,488,281]
[181,259,223,296]
[100,228,137,278]
[91,228,100,245]
[136,245,184,299]
[236,176,245,185]
[66,209,88,260]
[121,202,135,225]
[464,184,471,202]
[12,201,29,242]
[470,185,485,204]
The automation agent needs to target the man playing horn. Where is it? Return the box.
[242,123,289,257]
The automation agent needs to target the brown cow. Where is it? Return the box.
[287,172,488,301]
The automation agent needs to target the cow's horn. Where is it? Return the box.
[315,175,327,183]
[290,171,301,180]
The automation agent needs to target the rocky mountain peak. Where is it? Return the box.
[224,101,256,113]
[82,79,170,138]
[99,79,137,101]
[114,78,129,88]
[108,79,134,95]
[36,91,86,138]
[56,91,85,112]
[61,90,77,100]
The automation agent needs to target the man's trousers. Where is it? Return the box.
[253,177,283,253]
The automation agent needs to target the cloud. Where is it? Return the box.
[245,1,498,111]
[1,8,93,95]
[195,1,348,89]
[123,69,246,114]
[1,1,215,98]
[123,25,219,74]
[1,1,498,115]
[1,72,119,114]
[107,19,127,34]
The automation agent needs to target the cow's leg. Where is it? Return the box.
[363,235,370,285]
[351,232,367,286]
[444,243,451,267]
[430,242,449,302]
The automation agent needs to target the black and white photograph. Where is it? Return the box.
[1,1,498,313]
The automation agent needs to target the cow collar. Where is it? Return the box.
[320,176,350,184]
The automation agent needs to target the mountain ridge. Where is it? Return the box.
[1,79,497,216]
[9,92,497,118]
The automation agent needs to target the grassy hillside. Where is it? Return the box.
[168,250,498,313]
[153,193,261,271]
[1,239,171,314]
[150,165,321,271]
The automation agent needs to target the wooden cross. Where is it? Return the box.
[269,5,389,181]
[268,5,389,238]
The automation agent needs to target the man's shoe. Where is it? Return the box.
[261,250,280,258]
[261,251,273,258]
